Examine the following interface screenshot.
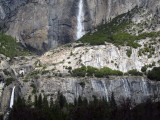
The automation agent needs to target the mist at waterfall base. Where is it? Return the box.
[8,92,160,120]
[76,0,85,40]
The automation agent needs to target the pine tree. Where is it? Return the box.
[83,97,88,106]
[50,97,54,109]
[78,96,83,106]
[34,94,38,108]
[57,91,67,109]
[37,94,42,109]
[42,95,49,111]
[109,92,117,108]
[74,98,77,106]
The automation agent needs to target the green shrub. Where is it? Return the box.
[3,69,10,76]
[72,66,123,77]
[152,62,156,66]
[72,66,87,77]
[99,67,123,76]
[32,88,37,94]
[23,80,28,82]
[147,67,160,81]
[141,65,148,72]
[42,66,47,69]
[124,73,129,76]
[95,69,105,78]
[41,70,49,75]
[87,66,98,76]
[34,75,39,79]
[5,77,15,86]
[128,69,143,76]
[30,70,40,76]
[30,84,37,94]
[148,54,152,58]
[126,49,132,57]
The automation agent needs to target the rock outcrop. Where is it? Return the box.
[39,39,160,73]
[0,54,37,113]
[34,76,160,103]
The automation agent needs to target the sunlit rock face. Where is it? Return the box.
[0,0,159,52]
[39,39,160,73]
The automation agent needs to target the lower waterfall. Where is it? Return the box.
[9,86,15,108]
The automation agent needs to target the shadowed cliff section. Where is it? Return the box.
[0,0,79,53]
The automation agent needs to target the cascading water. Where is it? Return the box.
[141,78,149,95]
[122,79,131,97]
[10,86,15,108]
[76,0,85,40]
[102,80,109,101]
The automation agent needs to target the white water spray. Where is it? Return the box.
[76,0,85,40]
[10,86,15,108]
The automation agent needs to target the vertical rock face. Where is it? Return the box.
[0,0,160,52]
[0,0,79,52]
[1,76,160,114]
[0,84,20,114]
[84,0,160,29]
[23,77,160,104]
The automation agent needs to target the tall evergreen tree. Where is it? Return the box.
[57,91,67,109]
[34,94,38,108]
[42,95,49,111]
[37,94,42,109]
[109,92,117,108]
[78,96,83,106]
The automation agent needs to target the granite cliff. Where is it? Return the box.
[0,0,160,118]
[0,0,160,52]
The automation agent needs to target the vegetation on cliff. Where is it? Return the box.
[147,67,160,81]
[71,65,160,81]
[0,31,30,59]
[72,66,123,77]
[78,6,160,48]
[71,66,145,77]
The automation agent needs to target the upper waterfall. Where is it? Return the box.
[10,86,15,108]
[76,0,85,40]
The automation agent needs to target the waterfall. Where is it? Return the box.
[10,86,16,108]
[122,79,131,97]
[141,78,149,95]
[102,80,109,101]
[76,0,85,40]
